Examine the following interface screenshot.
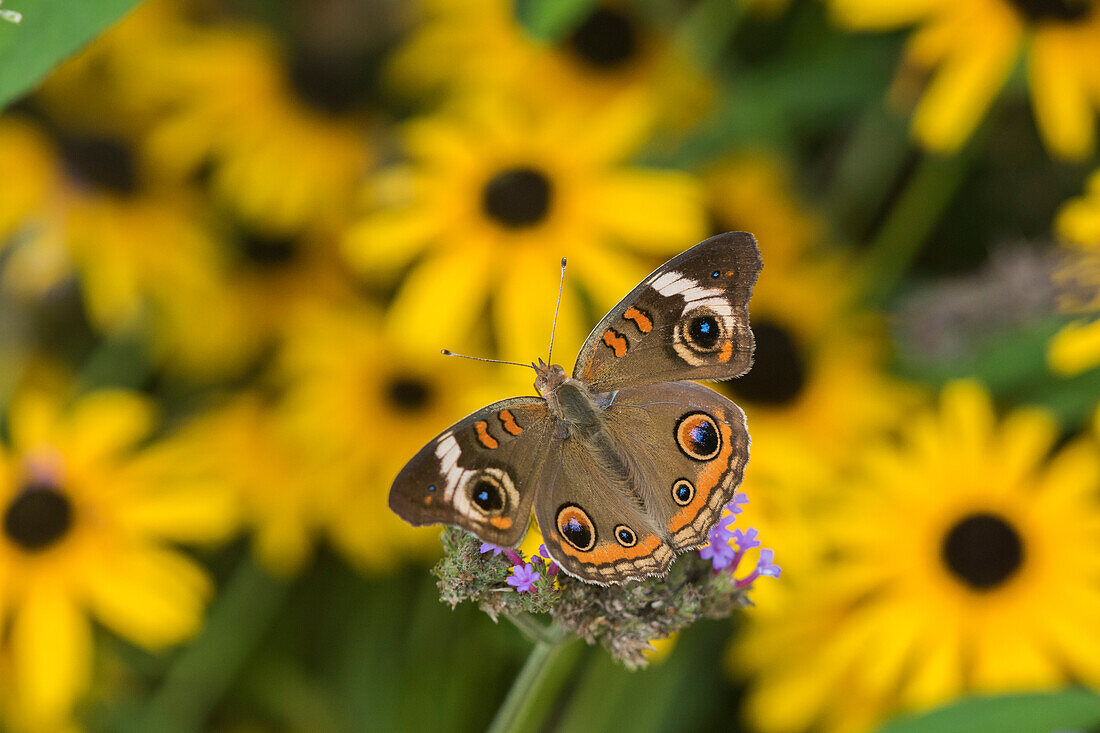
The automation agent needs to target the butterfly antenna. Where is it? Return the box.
[547,257,567,365]
[440,349,535,371]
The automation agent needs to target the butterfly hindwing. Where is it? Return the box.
[602,380,750,551]
[537,381,749,583]
[572,232,762,393]
[388,397,554,547]
[536,437,675,585]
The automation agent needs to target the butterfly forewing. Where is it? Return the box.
[388,397,555,547]
[572,232,762,393]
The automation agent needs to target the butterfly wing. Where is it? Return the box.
[535,381,749,584]
[389,397,555,547]
[603,380,750,550]
[572,232,762,393]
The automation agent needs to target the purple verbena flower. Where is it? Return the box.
[711,512,737,545]
[736,547,781,587]
[537,543,561,575]
[480,542,504,556]
[731,527,760,551]
[728,492,749,515]
[507,563,541,592]
[700,540,737,571]
[756,548,781,578]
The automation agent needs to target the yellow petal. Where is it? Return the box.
[1029,31,1096,160]
[829,0,943,29]
[911,14,1020,153]
[383,242,494,355]
[84,545,212,649]
[113,471,239,544]
[1047,319,1100,377]
[586,170,707,254]
[492,245,586,363]
[994,406,1058,487]
[7,391,59,454]
[60,391,156,465]
[938,379,995,458]
[342,207,441,279]
[10,580,91,726]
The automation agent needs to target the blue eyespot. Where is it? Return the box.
[672,479,696,506]
[711,270,720,278]
[427,485,436,492]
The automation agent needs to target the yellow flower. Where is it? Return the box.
[830,0,1100,159]
[735,381,1100,733]
[164,395,320,577]
[139,23,371,236]
[388,0,712,131]
[343,93,706,362]
[0,117,58,247]
[277,303,510,570]
[0,387,236,729]
[1047,167,1100,375]
[1056,168,1100,248]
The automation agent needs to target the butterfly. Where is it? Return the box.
[389,232,762,585]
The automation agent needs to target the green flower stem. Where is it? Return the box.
[133,555,290,733]
[860,139,982,308]
[488,626,584,733]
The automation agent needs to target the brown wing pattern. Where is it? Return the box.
[572,232,762,393]
[388,397,554,547]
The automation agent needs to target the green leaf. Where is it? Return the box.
[0,0,144,111]
[877,689,1100,733]
[515,0,596,40]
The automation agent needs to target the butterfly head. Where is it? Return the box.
[533,359,566,397]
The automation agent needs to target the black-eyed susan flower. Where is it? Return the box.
[0,386,236,729]
[831,0,1100,159]
[343,94,706,361]
[138,23,371,236]
[388,0,712,131]
[0,116,58,247]
[735,380,1100,733]
[164,394,321,577]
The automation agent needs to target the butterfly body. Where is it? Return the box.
[389,233,762,585]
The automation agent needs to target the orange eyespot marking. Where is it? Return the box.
[725,270,734,277]
[553,533,662,564]
[623,306,653,334]
[557,504,597,551]
[675,413,722,461]
[602,329,628,357]
[475,421,498,449]
[489,516,513,529]
[424,496,433,505]
[498,409,522,435]
[717,339,733,364]
[669,421,734,533]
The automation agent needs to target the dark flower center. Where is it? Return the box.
[1007,0,1092,21]
[387,377,434,412]
[287,48,372,115]
[566,7,639,70]
[58,135,138,194]
[481,167,553,228]
[727,320,806,406]
[238,231,300,268]
[941,512,1024,591]
[3,482,74,552]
